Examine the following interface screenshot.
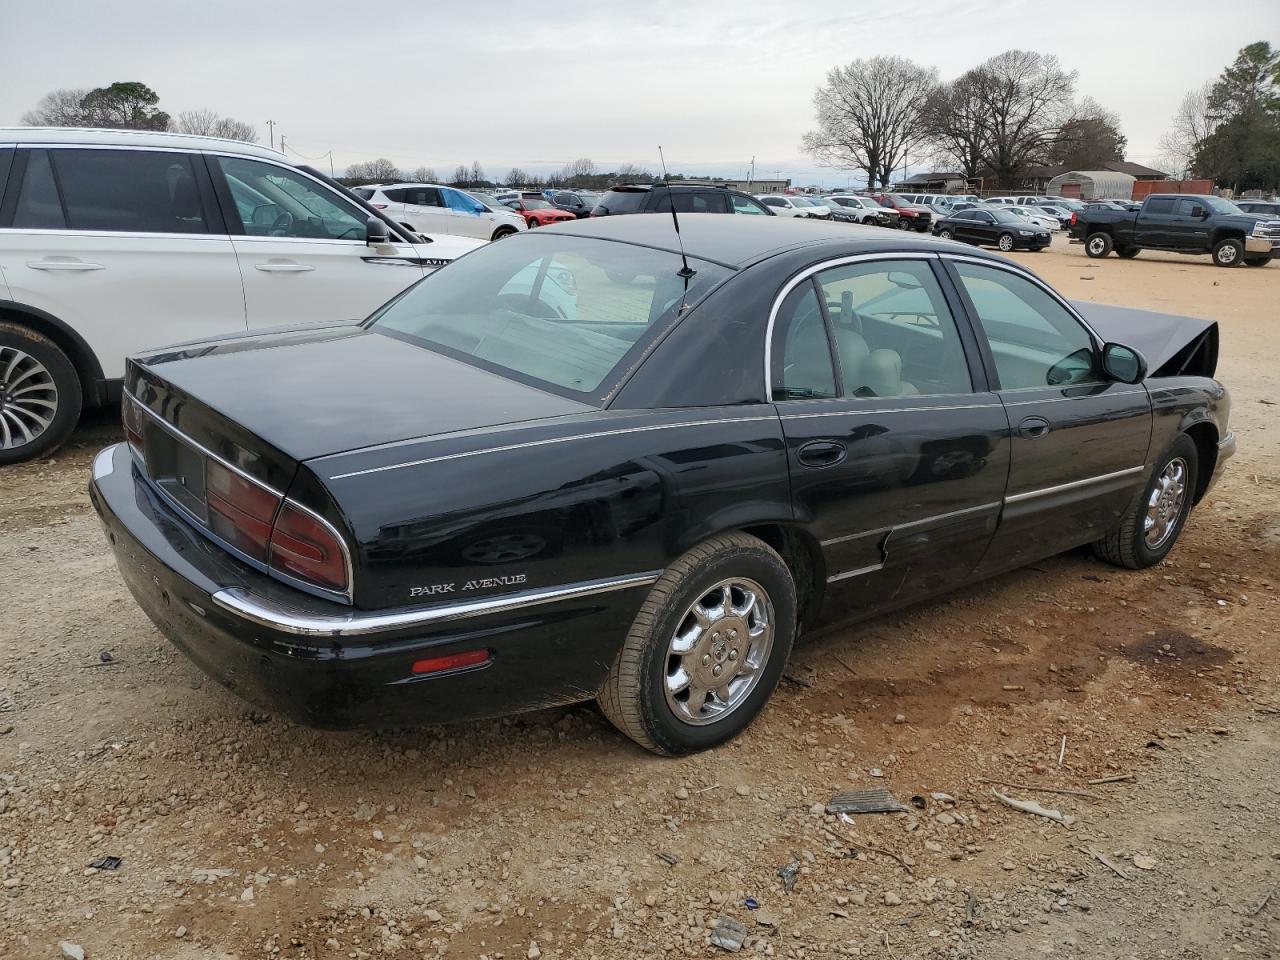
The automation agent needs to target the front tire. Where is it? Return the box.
[598,532,796,755]
[1212,238,1243,267]
[938,228,954,241]
[0,322,82,466]
[1085,233,1113,258]
[898,218,913,230]
[997,233,1015,252]
[1093,435,1198,569]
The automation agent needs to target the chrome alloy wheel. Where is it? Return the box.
[664,578,774,726]
[1087,235,1108,256]
[1145,457,1188,549]
[0,346,58,450]
[998,233,1015,251]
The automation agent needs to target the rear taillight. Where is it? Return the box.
[122,394,145,459]
[269,502,348,592]
[207,459,279,561]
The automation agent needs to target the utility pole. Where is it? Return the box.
[279,135,287,155]
[266,120,276,151]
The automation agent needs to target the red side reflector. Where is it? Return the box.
[412,649,490,675]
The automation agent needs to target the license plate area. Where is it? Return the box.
[144,422,209,523]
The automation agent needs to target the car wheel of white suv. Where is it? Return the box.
[0,322,83,465]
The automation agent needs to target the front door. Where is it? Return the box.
[945,258,1152,576]
[213,155,425,328]
[0,147,245,381]
[771,256,1010,625]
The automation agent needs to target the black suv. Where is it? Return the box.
[590,183,774,217]
[550,190,601,218]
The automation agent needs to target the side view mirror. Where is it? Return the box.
[366,216,390,246]
[1101,342,1147,384]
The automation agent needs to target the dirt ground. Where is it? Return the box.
[1,236,1278,960]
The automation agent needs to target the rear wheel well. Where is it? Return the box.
[0,304,103,406]
[1183,422,1219,503]
[741,524,825,632]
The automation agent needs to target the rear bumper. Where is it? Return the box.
[89,443,650,728]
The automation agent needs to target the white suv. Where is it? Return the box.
[0,128,484,463]
[354,183,526,241]
[756,195,811,218]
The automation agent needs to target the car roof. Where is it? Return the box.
[0,126,288,162]
[540,212,983,269]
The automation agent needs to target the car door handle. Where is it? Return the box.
[797,439,847,467]
[254,262,315,273]
[27,259,104,271]
[1018,416,1051,439]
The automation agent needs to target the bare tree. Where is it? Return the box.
[79,81,170,130]
[450,165,470,186]
[967,51,1077,187]
[345,158,401,182]
[615,162,651,182]
[470,161,486,186]
[801,57,939,189]
[407,166,439,183]
[506,167,529,187]
[560,158,597,184]
[1158,82,1215,178]
[921,73,988,180]
[173,109,257,142]
[21,88,91,126]
[1045,98,1126,169]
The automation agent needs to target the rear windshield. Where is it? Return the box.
[595,189,648,214]
[370,235,730,401]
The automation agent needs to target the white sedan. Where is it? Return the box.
[1005,205,1061,232]
[355,183,527,241]
[757,195,811,218]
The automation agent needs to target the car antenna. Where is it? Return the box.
[658,145,696,280]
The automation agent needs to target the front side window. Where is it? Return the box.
[731,193,769,215]
[47,149,209,234]
[217,157,366,239]
[443,188,482,214]
[371,236,729,399]
[952,262,1098,390]
[815,260,972,398]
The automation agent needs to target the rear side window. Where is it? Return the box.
[653,191,729,214]
[0,148,13,209]
[1145,197,1176,215]
[595,189,647,214]
[11,150,67,229]
[52,149,209,234]
[773,283,836,400]
[406,187,443,207]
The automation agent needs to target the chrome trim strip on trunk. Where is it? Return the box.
[1004,465,1145,505]
[211,570,664,638]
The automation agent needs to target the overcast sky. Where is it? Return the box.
[2,0,1276,186]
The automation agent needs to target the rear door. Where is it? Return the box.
[398,187,450,234]
[771,255,1008,623]
[945,257,1152,575]
[0,146,245,379]
[212,155,426,328]
[1135,197,1176,247]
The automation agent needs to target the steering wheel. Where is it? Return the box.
[268,212,295,236]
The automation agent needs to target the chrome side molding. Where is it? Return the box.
[211,570,664,638]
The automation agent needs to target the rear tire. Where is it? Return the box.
[938,229,954,241]
[1212,238,1243,267]
[1093,434,1198,570]
[0,321,82,466]
[1116,246,1140,259]
[1085,233,1113,258]
[491,226,517,241]
[598,532,796,755]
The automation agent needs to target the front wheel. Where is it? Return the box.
[1085,233,1113,258]
[898,218,913,230]
[997,232,1015,252]
[0,322,83,465]
[1093,435,1198,569]
[1212,238,1243,267]
[598,532,796,755]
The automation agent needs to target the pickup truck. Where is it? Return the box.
[1072,193,1280,267]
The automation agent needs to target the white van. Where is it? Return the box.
[0,128,484,463]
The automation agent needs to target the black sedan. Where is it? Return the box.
[933,207,1052,252]
[91,217,1234,755]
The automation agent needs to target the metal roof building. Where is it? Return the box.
[1046,170,1138,200]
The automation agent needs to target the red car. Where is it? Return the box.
[503,198,576,228]
[867,193,933,232]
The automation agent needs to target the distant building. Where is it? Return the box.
[677,177,791,194]
[1020,161,1167,193]
[1045,170,1138,200]
[889,171,970,193]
